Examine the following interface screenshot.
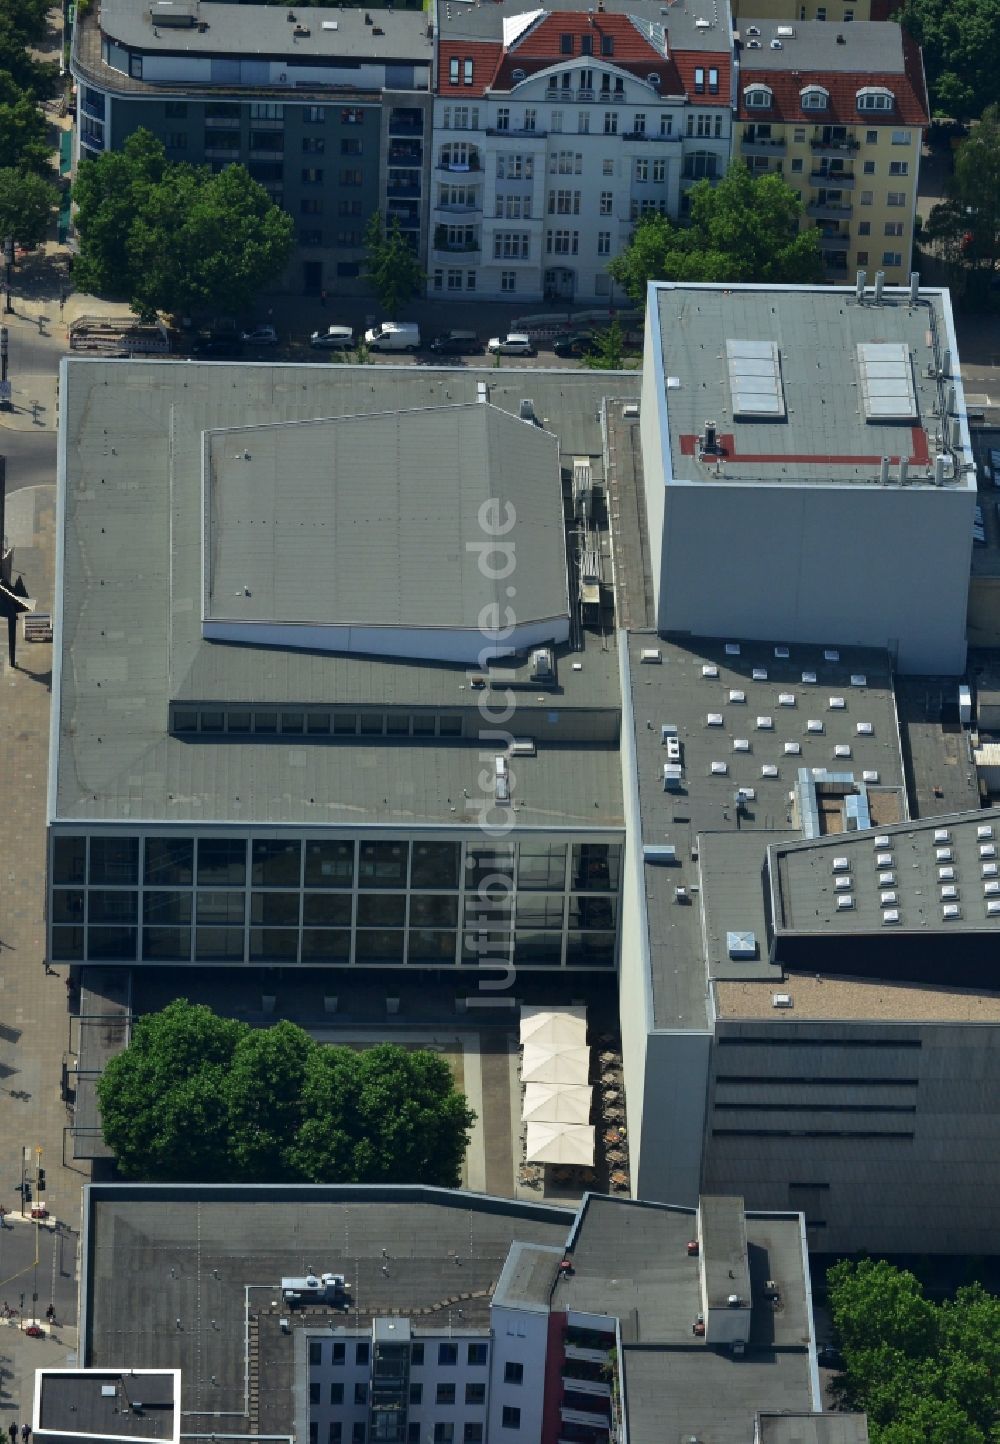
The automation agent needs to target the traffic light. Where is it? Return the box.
[37,1168,45,1192]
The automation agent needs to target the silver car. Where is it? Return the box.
[310,325,355,350]
[487,333,536,356]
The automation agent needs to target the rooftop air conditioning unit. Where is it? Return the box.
[727,1294,742,1307]
[746,39,761,47]
[772,993,793,1009]
[746,23,760,34]
[776,23,795,34]
[530,647,554,682]
[770,38,782,48]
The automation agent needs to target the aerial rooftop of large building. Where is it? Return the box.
[34,1370,180,1444]
[436,0,733,53]
[54,361,633,827]
[652,283,969,489]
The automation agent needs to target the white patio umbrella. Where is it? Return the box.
[525,1120,595,1167]
[519,1005,587,1049]
[522,1082,592,1125]
[521,1040,590,1085]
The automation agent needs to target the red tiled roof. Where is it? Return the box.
[672,50,733,107]
[509,12,662,63]
[735,32,928,125]
[437,40,504,97]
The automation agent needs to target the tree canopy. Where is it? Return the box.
[97,999,476,1185]
[826,1258,1000,1444]
[897,0,1000,121]
[0,0,58,101]
[0,165,57,246]
[73,129,294,319]
[922,105,1000,302]
[608,162,822,305]
[364,210,425,314]
[0,84,51,172]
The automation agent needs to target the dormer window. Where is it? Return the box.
[601,34,614,56]
[857,86,894,111]
[581,32,593,55]
[800,84,829,109]
[744,83,772,109]
[560,32,573,54]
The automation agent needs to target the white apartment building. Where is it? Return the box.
[431,0,733,302]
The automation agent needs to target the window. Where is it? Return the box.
[501,270,516,291]
[802,86,828,110]
[709,66,719,93]
[886,190,906,206]
[356,1343,370,1366]
[497,154,532,179]
[329,1383,344,1405]
[602,157,614,174]
[882,250,902,266]
[635,158,648,182]
[653,157,665,182]
[694,66,705,94]
[436,1384,456,1406]
[494,232,529,259]
[411,1343,424,1366]
[579,66,594,89]
[863,159,875,173]
[249,103,283,120]
[577,111,589,133]
[303,137,325,153]
[599,190,613,214]
[433,1429,454,1444]
[501,1409,521,1430]
[438,1342,458,1366]
[745,85,772,110]
[858,220,871,235]
[341,138,363,155]
[450,58,459,84]
[465,1382,486,1404]
[166,133,188,150]
[603,110,618,134]
[856,251,869,264]
[310,1382,321,1404]
[409,1384,422,1405]
[464,58,473,84]
[866,128,879,143]
[889,159,908,175]
[857,88,894,111]
[306,106,326,122]
[352,1428,365,1444]
[601,33,614,55]
[301,167,323,184]
[633,111,646,134]
[550,108,563,131]
[860,189,873,205]
[548,189,580,214]
[791,157,803,172]
[165,101,187,117]
[128,53,142,78]
[581,34,592,55]
[560,32,573,53]
[892,129,910,145]
[464,1428,483,1444]
[338,199,362,216]
[332,1343,346,1364]
[683,151,717,180]
[504,1362,524,1384]
[546,229,579,254]
[597,230,611,255]
[551,150,582,174]
[329,1427,342,1444]
[467,1343,488,1366]
[523,108,537,130]
[884,220,904,236]
[340,168,363,186]
[333,230,359,246]
[496,107,510,132]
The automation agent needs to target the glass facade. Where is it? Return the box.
[49,832,622,969]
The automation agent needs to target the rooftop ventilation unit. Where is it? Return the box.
[725,642,741,656]
[807,719,824,734]
[756,716,773,730]
[727,930,758,959]
[710,761,728,775]
[774,645,790,659]
[834,744,852,758]
[851,673,867,687]
[942,903,962,920]
[834,876,852,892]
[936,847,954,862]
[855,269,867,301]
[941,885,959,901]
[746,38,761,47]
[640,648,661,664]
[802,671,817,684]
[702,663,719,677]
[530,647,554,682]
[776,23,794,34]
[733,738,750,753]
[519,398,535,421]
[150,1,200,27]
[856,721,874,735]
[752,667,768,681]
[707,712,723,727]
[863,769,879,783]
[986,882,1000,897]
[874,835,890,848]
[939,866,955,881]
[882,908,900,924]
[880,890,897,905]
[746,22,760,33]
[761,763,778,777]
[857,342,917,422]
[663,763,683,790]
[934,828,951,843]
[878,870,895,886]
[987,900,1000,916]
[729,688,746,703]
[824,649,840,661]
[829,696,845,709]
[623,401,640,416]
[726,339,785,419]
[772,993,793,1008]
[978,825,995,840]
[980,843,998,859]
[984,863,1000,878]
[644,843,678,863]
[770,37,782,48]
[836,895,855,910]
[778,692,795,707]
[876,852,894,866]
[512,67,526,81]
[509,739,536,757]
[832,857,850,873]
[784,741,801,756]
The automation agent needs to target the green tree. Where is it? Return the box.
[583,319,627,371]
[97,999,243,1180]
[0,165,56,246]
[0,85,51,173]
[98,1000,476,1186]
[923,106,1000,301]
[363,210,425,314]
[608,162,822,306]
[896,0,1000,120]
[826,1259,1000,1444]
[73,130,294,319]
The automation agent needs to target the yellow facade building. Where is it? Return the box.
[733,19,928,284]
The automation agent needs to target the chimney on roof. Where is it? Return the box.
[836,32,845,42]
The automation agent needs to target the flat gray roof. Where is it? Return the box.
[101,0,433,62]
[55,361,632,826]
[438,0,731,52]
[774,810,1000,935]
[623,633,903,1029]
[739,19,905,73]
[203,404,567,633]
[757,1416,870,1444]
[623,1349,814,1444]
[653,285,966,489]
[491,1241,563,1313]
[82,1185,573,1431]
[37,1372,177,1441]
[700,1195,750,1310]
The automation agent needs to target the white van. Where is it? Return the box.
[364,321,420,352]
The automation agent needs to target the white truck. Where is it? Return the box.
[364,321,420,352]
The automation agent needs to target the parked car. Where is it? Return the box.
[364,321,421,352]
[487,333,536,356]
[192,333,244,358]
[553,332,602,358]
[310,325,355,350]
[429,330,482,355]
[817,1345,843,1369]
[241,325,278,346]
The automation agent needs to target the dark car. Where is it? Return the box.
[429,330,482,355]
[192,333,244,358]
[817,1345,843,1369]
[553,332,603,358]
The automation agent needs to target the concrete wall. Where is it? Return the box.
[658,479,974,675]
[640,301,668,623]
[487,1304,549,1443]
[703,1017,1000,1255]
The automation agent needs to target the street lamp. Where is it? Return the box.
[0,326,10,411]
[3,237,12,314]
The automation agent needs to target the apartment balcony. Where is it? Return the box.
[823,254,849,272]
[432,240,480,257]
[80,130,104,154]
[816,230,850,251]
[249,117,283,131]
[486,126,546,138]
[205,147,241,160]
[437,159,481,173]
[433,201,481,216]
[387,179,422,198]
[622,130,680,143]
[561,1406,612,1430]
[810,169,855,188]
[389,110,423,136]
[810,136,859,154]
[203,114,240,128]
[561,1377,611,1399]
[807,200,853,221]
[388,143,423,166]
[740,136,786,157]
[80,95,105,120]
[564,1345,610,1365]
